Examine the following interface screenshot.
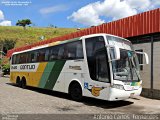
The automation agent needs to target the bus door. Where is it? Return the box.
[83,36,111,99]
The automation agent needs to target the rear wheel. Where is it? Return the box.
[69,82,82,101]
[21,77,26,89]
[16,77,21,87]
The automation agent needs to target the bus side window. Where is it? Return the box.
[37,49,45,62]
[19,53,27,64]
[45,49,50,61]
[12,55,16,64]
[23,53,28,63]
[31,51,38,62]
[65,40,83,60]
[66,42,76,59]
[19,54,22,64]
[27,52,31,63]
[58,45,64,59]
[76,41,83,59]
[49,46,59,61]
[23,54,26,63]
[16,54,20,64]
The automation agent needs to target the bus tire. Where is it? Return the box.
[21,77,27,89]
[16,77,21,87]
[69,82,82,101]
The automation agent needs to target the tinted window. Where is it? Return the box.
[16,54,20,64]
[37,49,46,62]
[76,41,83,58]
[12,55,16,64]
[27,52,31,63]
[11,40,83,64]
[57,45,65,59]
[96,49,110,82]
[86,36,105,57]
[31,51,38,62]
[45,49,50,61]
[50,40,84,60]
[49,46,59,60]
[19,53,27,64]
[85,36,106,80]
[65,40,83,59]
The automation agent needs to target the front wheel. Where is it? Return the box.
[69,83,82,101]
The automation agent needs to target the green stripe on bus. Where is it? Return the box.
[44,60,66,90]
[38,62,56,88]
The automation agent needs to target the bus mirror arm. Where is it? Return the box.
[106,45,120,61]
[136,51,149,65]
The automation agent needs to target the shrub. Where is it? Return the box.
[2,64,10,75]
[1,57,10,75]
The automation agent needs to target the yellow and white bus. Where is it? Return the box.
[10,33,149,101]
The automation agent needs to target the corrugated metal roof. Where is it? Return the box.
[7,8,160,57]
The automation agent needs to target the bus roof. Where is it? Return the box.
[12,33,130,55]
[81,33,131,42]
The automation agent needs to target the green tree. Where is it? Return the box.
[0,39,16,56]
[2,39,16,54]
[16,19,32,29]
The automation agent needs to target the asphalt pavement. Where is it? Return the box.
[0,76,160,120]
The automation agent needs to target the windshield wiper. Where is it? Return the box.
[130,57,141,81]
[115,72,128,76]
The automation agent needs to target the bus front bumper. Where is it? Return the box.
[108,87,142,101]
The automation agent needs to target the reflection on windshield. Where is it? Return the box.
[111,49,140,81]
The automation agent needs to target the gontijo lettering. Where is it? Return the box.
[11,66,17,69]
[20,65,35,70]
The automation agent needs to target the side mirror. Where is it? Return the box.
[136,51,149,65]
[114,45,120,60]
[106,45,120,61]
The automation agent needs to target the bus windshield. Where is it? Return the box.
[111,49,140,81]
[107,36,140,82]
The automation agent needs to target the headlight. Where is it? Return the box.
[112,84,124,90]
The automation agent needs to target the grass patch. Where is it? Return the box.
[0,26,77,48]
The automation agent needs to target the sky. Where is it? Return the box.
[0,0,160,28]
